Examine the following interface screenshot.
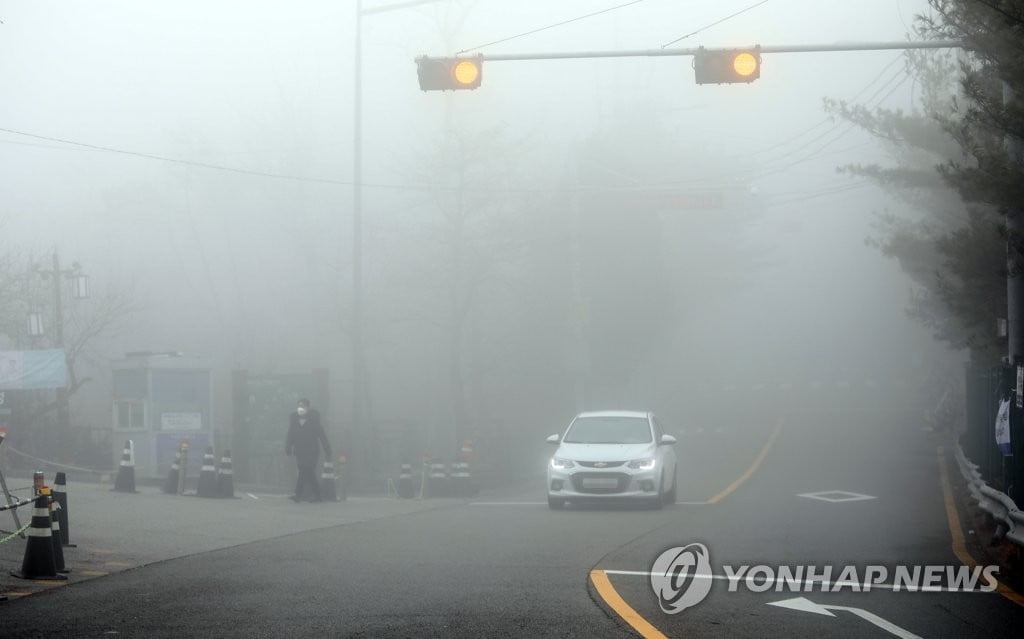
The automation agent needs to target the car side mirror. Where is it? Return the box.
[659,434,677,446]
[546,433,560,444]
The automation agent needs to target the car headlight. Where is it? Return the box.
[627,457,656,470]
[550,457,575,469]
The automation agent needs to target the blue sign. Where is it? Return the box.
[0,350,68,390]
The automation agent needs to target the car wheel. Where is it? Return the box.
[548,496,565,510]
[663,467,677,505]
[648,472,665,510]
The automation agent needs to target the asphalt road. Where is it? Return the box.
[1,394,1022,637]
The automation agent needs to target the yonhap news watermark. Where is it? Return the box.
[649,543,1000,615]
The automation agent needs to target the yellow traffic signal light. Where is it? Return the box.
[694,47,761,85]
[416,56,483,91]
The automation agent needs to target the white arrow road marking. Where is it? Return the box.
[768,597,923,639]
[798,490,876,503]
[469,501,547,506]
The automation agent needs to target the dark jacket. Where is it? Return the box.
[286,409,331,465]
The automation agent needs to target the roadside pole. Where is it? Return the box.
[1005,80,1024,502]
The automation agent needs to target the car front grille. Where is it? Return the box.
[571,472,630,494]
[577,461,625,468]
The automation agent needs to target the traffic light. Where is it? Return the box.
[416,56,483,91]
[694,47,761,85]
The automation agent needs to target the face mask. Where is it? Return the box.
[297,407,307,416]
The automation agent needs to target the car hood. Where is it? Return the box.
[555,442,655,462]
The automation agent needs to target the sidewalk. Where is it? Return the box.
[932,430,1024,595]
[0,475,459,600]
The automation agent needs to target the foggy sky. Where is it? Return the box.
[0,1,953,440]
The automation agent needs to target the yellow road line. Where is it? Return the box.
[705,418,784,505]
[936,447,1024,607]
[590,569,669,639]
[591,419,785,637]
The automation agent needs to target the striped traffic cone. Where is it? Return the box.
[53,472,75,547]
[217,450,235,498]
[397,461,414,499]
[320,461,337,502]
[428,462,447,498]
[451,461,470,497]
[10,493,66,580]
[112,440,138,493]
[337,453,348,501]
[163,445,183,495]
[460,440,479,497]
[196,447,218,498]
[42,488,69,574]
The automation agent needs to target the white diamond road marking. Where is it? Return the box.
[798,490,876,503]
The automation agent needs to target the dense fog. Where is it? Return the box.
[0,1,957,483]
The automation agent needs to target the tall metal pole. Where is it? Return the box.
[1004,80,1023,502]
[350,0,444,484]
[51,250,70,451]
[51,250,64,354]
[1006,81,1023,365]
[434,40,965,64]
[570,159,586,413]
[352,0,365,477]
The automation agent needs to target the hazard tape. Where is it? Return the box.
[0,497,34,513]
[0,522,30,544]
[3,444,108,474]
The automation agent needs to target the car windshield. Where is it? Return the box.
[563,416,652,444]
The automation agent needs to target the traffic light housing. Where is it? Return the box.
[694,47,761,85]
[416,56,483,91]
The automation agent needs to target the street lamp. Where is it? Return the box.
[352,0,443,478]
[72,273,89,300]
[27,312,44,338]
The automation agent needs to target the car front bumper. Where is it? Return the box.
[546,466,661,500]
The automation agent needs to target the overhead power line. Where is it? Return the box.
[0,126,357,187]
[456,0,647,55]
[662,0,773,48]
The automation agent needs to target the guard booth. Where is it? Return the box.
[111,352,214,480]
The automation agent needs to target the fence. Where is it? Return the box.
[963,363,1024,507]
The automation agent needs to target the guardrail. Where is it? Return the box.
[954,444,1024,547]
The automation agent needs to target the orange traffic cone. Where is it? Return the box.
[9,493,66,580]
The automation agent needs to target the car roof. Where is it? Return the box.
[574,410,651,419]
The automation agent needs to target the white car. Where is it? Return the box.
[546,410,677,509]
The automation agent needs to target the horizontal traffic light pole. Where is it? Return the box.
[416,40,964,90]
[438,39,963,62]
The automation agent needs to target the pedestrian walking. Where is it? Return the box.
[285,398,331,502]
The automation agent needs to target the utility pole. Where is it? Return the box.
[34,250,87,452]
[51,251,69,446]
[352,0,365,482]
